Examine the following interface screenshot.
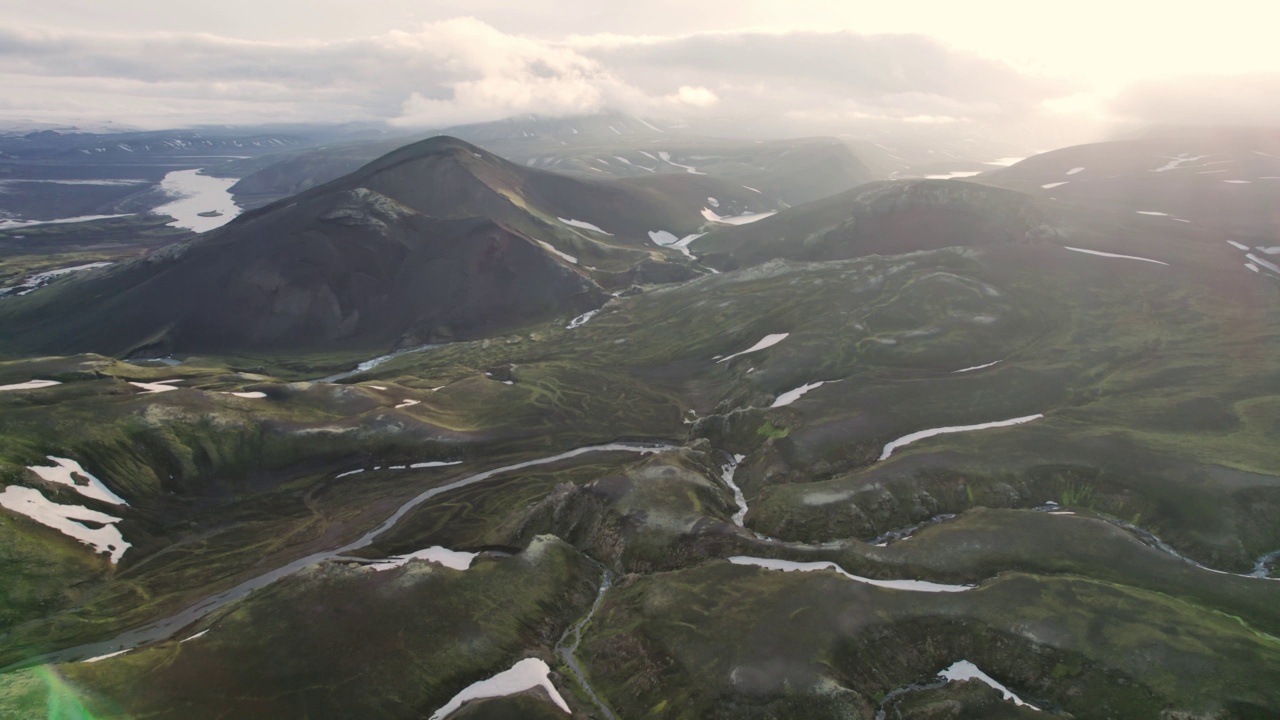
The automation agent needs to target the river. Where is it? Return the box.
[6,442,670,670]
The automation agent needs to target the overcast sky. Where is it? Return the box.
[2,0,1279,140]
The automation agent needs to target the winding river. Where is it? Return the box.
[556,562,618,720]
[8,442,670,670]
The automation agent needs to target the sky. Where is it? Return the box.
[1,0,1279,144]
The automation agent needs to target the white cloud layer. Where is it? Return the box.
[0,16,1273,136]
[0,18,1073,132]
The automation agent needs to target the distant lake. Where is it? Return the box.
[152,169,240,233]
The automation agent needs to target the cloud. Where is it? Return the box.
[1107,74,1280,127]
[0,18,1069,132]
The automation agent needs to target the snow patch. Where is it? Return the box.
[727,556,973,593]
[940,661,1039,709]
[648,230,679,246]
[27,456,128,506]
[536,240,578,264]
[880,415,1044,461]
[1063,246,1169,266]
[368,546,477,572]
[558,217,612,235]
[1066,167,1084,175]
[701,207,777,225]
[395,399,420,409]
[717,333,789,364]
[1136,211,1169,216]
[82,649,129,664]
[657,150,704,174]
[925,171,982,180]
[771,381,833,408]
[1151,154,1210,172]
[952,360,1001,374]
[128,379,183,394]
[1041,182,1068,189]
[1246,254,1280,274]
[0,379,61,391]
[429,658,570,720]
[410,461,463,469]
[0,485,130,563]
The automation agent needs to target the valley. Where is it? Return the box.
[0,119,1278,719]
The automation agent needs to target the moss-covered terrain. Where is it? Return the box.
[2,136,1279,718]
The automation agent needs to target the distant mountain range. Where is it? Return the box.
[0,136,776,355]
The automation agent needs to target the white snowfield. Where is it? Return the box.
[727,556,973,593]
[0,485,130,563]
[428,658,570,720]
[952,360,1001,374]
[940,660,1040,709]
[335,460,462,479]
[368,546,477,572]
[657,150,704,174]
[879,415,1044,461]
[557,217,613,235]
[648,230,679,246]
[129,379,183,394]
[27,456,128,506]
[1066,167,1085,175]
[926,171,983,179]
[1246,254,1280,275]
[1135,211,1169,216]
[717,333,789,364]
[1150,154,1210,172]
[701,207,778,225]
[771,381,831,408]
[395,399,421,409]
[535,239,578,265]
[1062,246,1169,266]
[82,649,130,663]
[0,379,61,392]
[1041,182,1068,189]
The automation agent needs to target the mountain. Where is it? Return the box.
[2,131,1279,720]
[688,180,1055,270]
[221,115,876,209]
[974,126,1280,239]
[0,136,777,356]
